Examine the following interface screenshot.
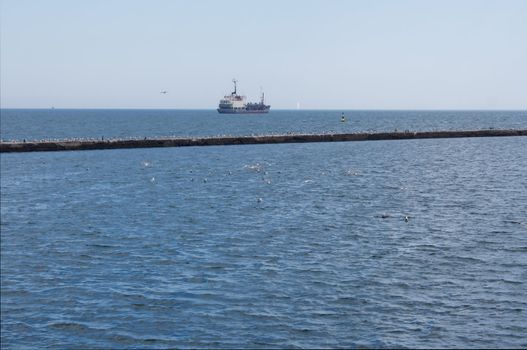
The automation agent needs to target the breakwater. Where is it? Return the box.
[1,129,525,153]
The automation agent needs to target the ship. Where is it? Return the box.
[217,79,270,114]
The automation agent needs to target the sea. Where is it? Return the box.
[1,109,526,348]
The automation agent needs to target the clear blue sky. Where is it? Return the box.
[1,0,526,109]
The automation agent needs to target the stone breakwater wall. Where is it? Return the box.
[1,129,526,153]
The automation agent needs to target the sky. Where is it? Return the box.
[1,0,526,109]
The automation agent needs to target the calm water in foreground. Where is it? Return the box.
[1,110,527,348]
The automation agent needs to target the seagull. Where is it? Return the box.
[160,91,168,94]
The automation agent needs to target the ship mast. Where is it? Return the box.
[232,78,237,95]
[260,86,264,104]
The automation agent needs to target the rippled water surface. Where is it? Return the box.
[1,110,527,348]
[1,109,526,141]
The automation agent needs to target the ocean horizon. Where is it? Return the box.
[3,0,527,347]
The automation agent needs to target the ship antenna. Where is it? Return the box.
[232,78,237,95]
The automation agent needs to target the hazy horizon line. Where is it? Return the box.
[2,107,526,112]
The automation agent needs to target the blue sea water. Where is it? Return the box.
[1,110,527,348]
[1,109,526,141]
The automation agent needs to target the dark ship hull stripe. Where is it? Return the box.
[217,109,270,114]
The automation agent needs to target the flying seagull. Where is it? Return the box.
[160,91,168,94]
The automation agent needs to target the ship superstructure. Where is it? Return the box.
[217,79,270,114]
